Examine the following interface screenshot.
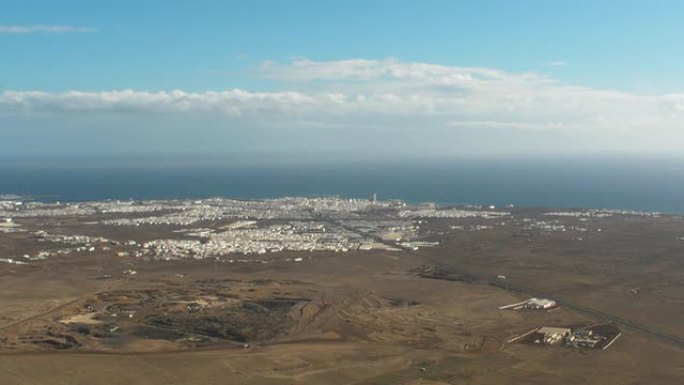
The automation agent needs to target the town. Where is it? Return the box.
[0,196,514,261]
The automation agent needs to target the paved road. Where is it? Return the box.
[488,277,684,347]
[312,216,683,349]
[431,259,684,348]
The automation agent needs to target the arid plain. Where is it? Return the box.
[0,199,682,385]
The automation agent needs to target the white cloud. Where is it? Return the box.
[1,58,683,155]
[0,89,318,114]
[0,24,95,34]
[543,61,569,67]
[259,58,533,85]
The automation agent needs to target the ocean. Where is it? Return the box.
[1,158,683,214]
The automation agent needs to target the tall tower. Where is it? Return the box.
[370,192,377,204]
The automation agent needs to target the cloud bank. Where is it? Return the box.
[1,58,683,158]
[0,24,95,33]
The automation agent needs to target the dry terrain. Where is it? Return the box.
[0,206,682,384]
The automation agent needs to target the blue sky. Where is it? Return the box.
[1,0,684,162]
[3,0,683,92]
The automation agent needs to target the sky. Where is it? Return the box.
[1,0,684,164]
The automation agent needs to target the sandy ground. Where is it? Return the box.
[0,212,682,384]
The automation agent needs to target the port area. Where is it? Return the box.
[508,323,622,350]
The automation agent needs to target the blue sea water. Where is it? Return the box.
[1,158,683,214]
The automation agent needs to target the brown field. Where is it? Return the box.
[0,211,682,384]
